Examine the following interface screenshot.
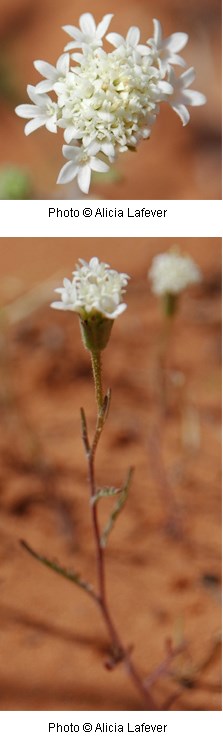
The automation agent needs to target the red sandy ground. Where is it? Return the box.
[0,0,221,198]
[0,238,221,710]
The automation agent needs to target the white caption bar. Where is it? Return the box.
[1,710,222,749]
[0,201,222,237]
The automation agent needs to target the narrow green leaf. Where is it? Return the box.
[20,540,97,600]
[100,467,134,548]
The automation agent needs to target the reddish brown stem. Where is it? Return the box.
[89,454,157,708]
[86,352,158,710]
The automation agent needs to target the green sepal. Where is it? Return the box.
[163,292,178,318]
[79,315,114,352]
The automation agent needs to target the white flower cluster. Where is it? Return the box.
[15,12,206,193]
[149,249,202,296]
[51,257,129,319]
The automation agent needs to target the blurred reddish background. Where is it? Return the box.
[0,0,221,198]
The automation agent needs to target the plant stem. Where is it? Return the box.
[88,350,157,710]
[91,350,103,412]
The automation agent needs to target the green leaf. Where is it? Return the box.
[100,467,134,548]
[20,540,97,600]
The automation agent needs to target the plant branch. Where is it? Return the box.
[20,539,98,602]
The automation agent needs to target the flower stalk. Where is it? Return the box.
[90,350,103,412]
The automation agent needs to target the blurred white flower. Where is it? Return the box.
[15,11,206,192]
[167,67,207,125]
[63,13,113,51]
[51,257,129,319]
[15,85,58,134]
[147,19,188,75]
[149,250,202,296]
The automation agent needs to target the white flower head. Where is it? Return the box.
[15,12,206,192]
[51,257,130,320]
[63,13,113,51]
[149,249,202,296]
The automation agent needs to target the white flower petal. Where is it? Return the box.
[64,126,82,143]
[57,161,79,184]
[106,32,124,48]
[70,53,84,63]
[87,141,101,157]
[96,13,114,39]
[64,41,81,51]
[179,67,196,87]
[45,117,57,133]
[126,26,140,47]
[90,157,109,173]
[171,103,190,126]
[137,44,151,56]
[165,32,188,53]
[100,142,115,158]
[62,25,83,41]
[158,81,174,95]
[35,81,54,94]
[27,85,48,105]
[15,104,39,118]
[51,302,67,310]
[89,257,100,270]
[106,303,127,319]
[63,278,72,288]
[62,145,80,159]
[77,164,91,193]
[169,53,187,67]
[34,60,56,77]
[79,13,96,35]
[56,53,70,74]
[153,19,162,47]
[182,90,207,106]
[96,14,113,38]
[24,116,47,134]
[99,111,114,123]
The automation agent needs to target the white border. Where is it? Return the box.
[0,200,222,237]
[0,710,222,748]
